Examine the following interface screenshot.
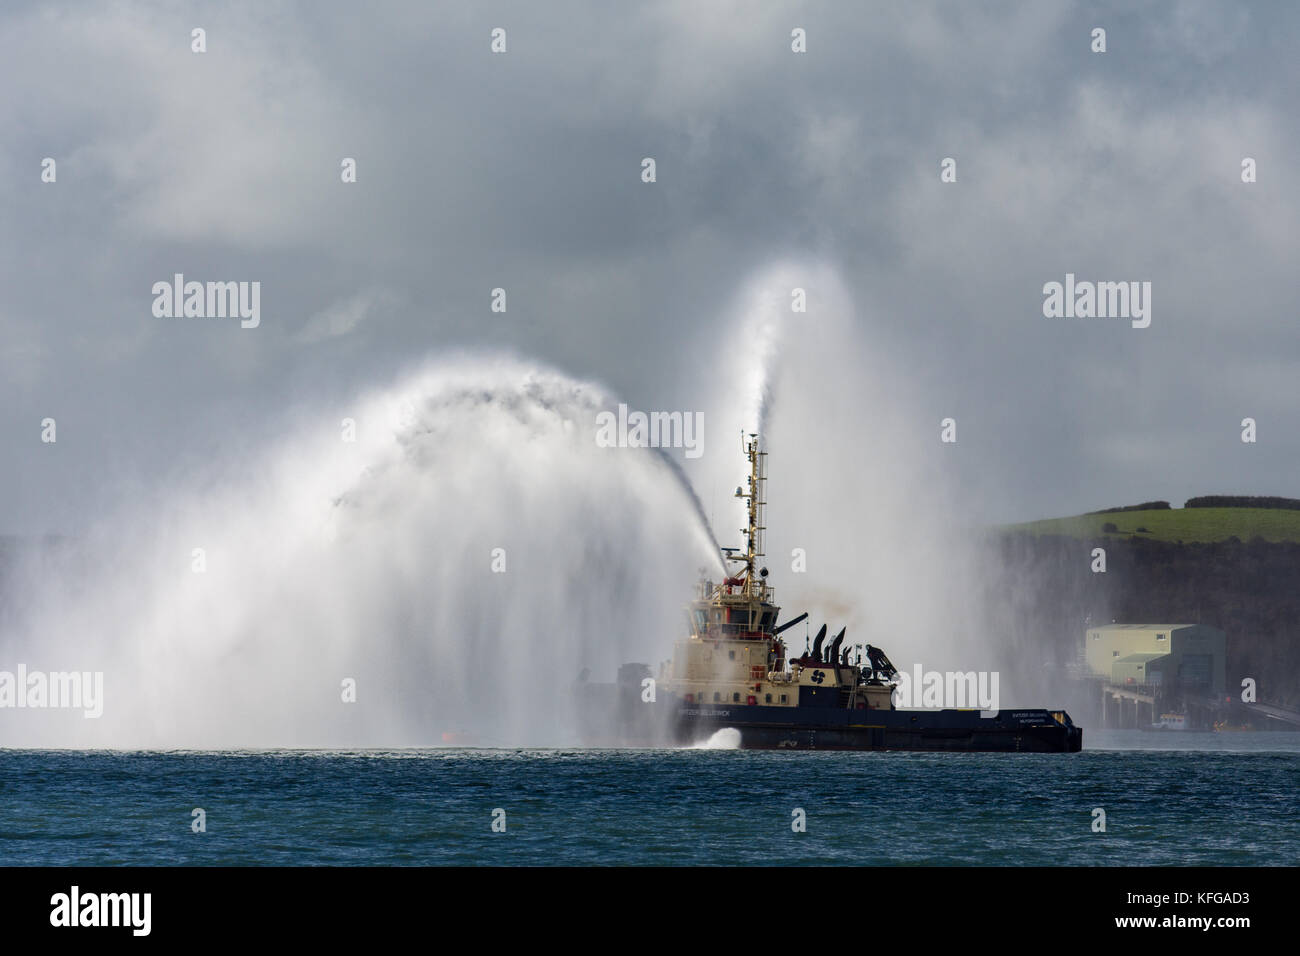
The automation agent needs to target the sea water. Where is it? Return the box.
[2,732,1295,866]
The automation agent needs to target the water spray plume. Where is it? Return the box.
[1,357,719,748]
[704,262,1031,704]
[3,265,1053,750]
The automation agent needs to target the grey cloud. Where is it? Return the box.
[1,0,1297,534]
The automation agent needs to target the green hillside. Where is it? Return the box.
[1001,507,1300,543]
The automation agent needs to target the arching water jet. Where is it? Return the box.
[0,357,721,749]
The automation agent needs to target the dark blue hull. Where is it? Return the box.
[575,682,1083,752]
[671,700,1083,752]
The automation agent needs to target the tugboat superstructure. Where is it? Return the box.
[665,435,897,718]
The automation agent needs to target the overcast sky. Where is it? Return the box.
[3,0,1297,536]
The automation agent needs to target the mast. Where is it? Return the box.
[729,433,767,602]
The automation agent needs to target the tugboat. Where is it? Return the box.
[578,435,1083,752]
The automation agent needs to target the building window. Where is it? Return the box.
[765,694,772,703]
[1113,650,1119,657]
[1157,634,1167,641]
[780,694,788,704]
[728,650,735,660]
[732,693,740,703]
[713,692,720,702]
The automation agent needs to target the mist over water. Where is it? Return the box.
[3,265,1062,750]
[1,358,717,748]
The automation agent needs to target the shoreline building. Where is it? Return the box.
[1083,624,1227,728]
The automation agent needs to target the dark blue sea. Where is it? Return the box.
[2,732,1296,866]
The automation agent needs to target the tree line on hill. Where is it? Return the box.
[1087,501,1170,514]
[1184,495,1300,511]
[1088,496,1300,514]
